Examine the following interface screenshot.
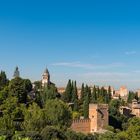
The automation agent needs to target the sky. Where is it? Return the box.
[0,0,140,90]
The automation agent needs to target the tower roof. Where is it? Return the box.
[44,67,49,74]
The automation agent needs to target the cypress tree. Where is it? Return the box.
[91,85,97,103]
[71,81,79,111]
[104,90,109,103]
[88,86,91,102]
[84,85,89,99]
[108,86,112,102]
[0,71,8,90]
[63,79,72,102]
[96,86,100,99]
[83,94,89,118]
[71,81,78,102]
[80,83,85,103]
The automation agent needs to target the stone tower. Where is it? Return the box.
[13,66,20,78]
[42,68,50,87]
[89,104,108,132]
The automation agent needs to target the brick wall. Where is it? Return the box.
[71,119,91,134]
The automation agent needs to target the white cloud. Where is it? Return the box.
[80,72,129,77]
[52,62,124,69]
[125,51,136,55]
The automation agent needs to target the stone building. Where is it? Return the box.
[131,99,140,117]
[120,99,140,118]
[71,104,109,134]
[114,86,128,100]
[42,68,50,87]
[136,89,140,98]
[119,86,128,97]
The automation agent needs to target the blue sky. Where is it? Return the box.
[0,0,140,89]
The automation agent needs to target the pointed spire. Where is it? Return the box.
[44,67,49,74]
[13,66,20,78]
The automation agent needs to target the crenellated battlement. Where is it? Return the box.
[72,119,91,123]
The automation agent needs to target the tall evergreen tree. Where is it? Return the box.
[72,81,78,102]
[104,89,109,103]
[63,80,72,102]
[108,86,112,102]
[96,86,100,99]
[71,81,79,111]
[80,83,85,103]
[83,94,89,118]
[91,85,97,103]
[0,71,8,90]
[84,85,89,99]
[98,87,105,103]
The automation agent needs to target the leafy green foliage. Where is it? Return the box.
[0,71,8,91]
[127,91,138,103]
[44,99,72,129]
[9,77,31,103]
[23,103,47,132]
[109,99,128,129]
[41,126,66,140]
[42,84,58,103]
[0,96,25,131]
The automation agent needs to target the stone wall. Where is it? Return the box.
[71,119,91,134]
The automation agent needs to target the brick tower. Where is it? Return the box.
[89,104,108,132]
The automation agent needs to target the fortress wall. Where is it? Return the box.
[71,119,91,134]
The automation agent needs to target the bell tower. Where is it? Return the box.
[42,68,50,87]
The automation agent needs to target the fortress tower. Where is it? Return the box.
[42,68,50,87]
[89,104,108,132]
[71,104,109,134]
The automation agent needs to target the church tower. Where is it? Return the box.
[13,66,20,78]
[42,68,50,87]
